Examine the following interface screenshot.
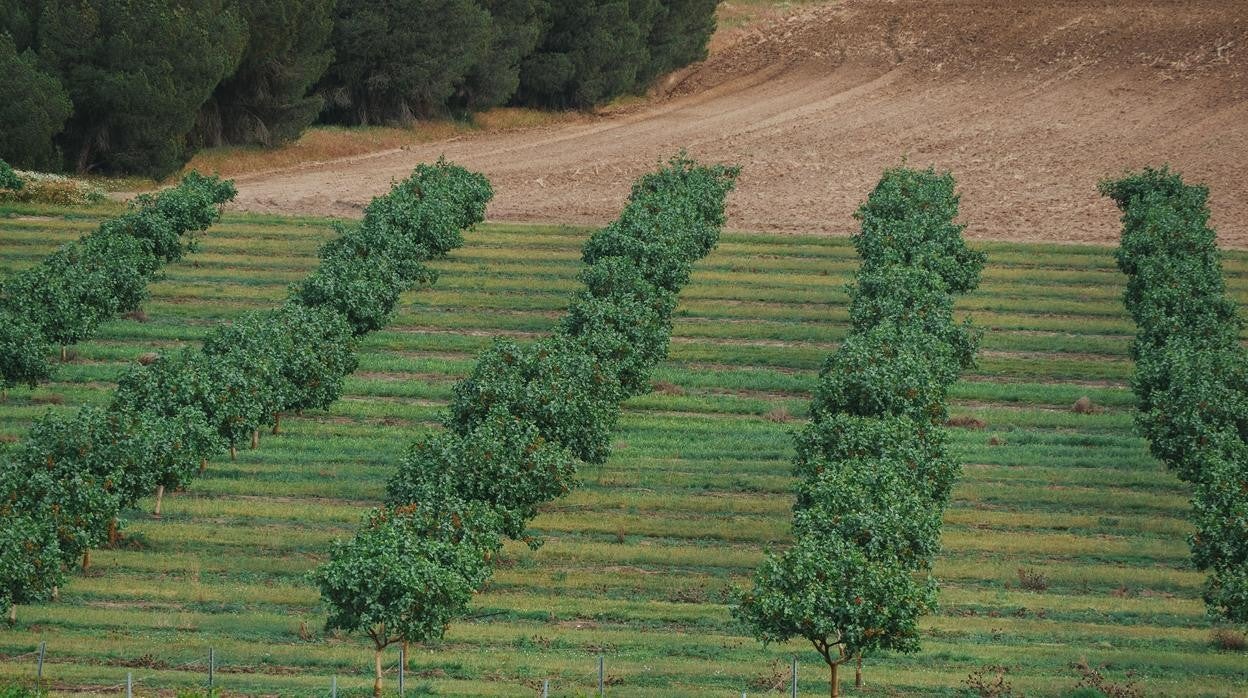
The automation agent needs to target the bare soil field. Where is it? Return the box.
[231,0,1248,245]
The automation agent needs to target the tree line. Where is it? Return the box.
[0,170,236,391]
[1103,168,1248,626]
[0,160,493,624]
[732,167,985,697]
[0,0,719,177]
[314,154,739,696]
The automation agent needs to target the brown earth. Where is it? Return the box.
[230,0,1248,246]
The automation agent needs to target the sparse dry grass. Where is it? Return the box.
[181,108,574,181]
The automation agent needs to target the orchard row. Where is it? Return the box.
[0,157,1242,696]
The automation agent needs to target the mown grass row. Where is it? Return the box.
[0,203,1244,695]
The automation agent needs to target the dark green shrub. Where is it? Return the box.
[0,512,62,621]
[0,310,52,390]
[293,161,492,334]
[0,173,235,389]
[0,159,22,191]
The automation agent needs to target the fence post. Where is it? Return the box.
[36,641,45,681]
[541,678,549,697]
[791,656,797,698]
[399,644,405,696]
[598,654,604,696]
[208,647,215,689]
[331,676,337,698]
[126,672,133,698]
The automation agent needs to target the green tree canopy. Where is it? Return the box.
[515,0,651,108]
[194,0,334,146]
[0,32,70,170]
[321,0,493,124]
[37,0,246,175]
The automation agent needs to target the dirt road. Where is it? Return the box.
[231,0,1248,245]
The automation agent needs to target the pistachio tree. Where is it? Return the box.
[0,172,235,384]
[0,160,491,618]
[313,504,498,697]
[1104,167,1248,624]
[346,155,739,672]
[735,167,982,697]
[0,513,62,624]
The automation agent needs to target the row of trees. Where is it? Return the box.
[1103,168,1248,625]
[0,160,493,625]
[733,167,985,697]
[313,154,739,696]
[0,172,236,391]
[0,0,720,176]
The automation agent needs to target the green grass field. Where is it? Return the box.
[0,202,1245,696]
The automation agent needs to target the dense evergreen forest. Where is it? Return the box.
[0,0,718,177]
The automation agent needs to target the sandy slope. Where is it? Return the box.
[231,0,1248,245]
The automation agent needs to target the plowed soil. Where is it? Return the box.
[231,0,1248,245]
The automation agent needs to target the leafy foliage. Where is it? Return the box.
[0,0,719,171]
[320,0,494,124]
[334,154,738,693]
[452,0,546,111]
[0,159,18,191]
[194,0,335,147]
[0,33,71,170]
[515,0,652,109]
[735,167,981,696]
[0,173,235,389]
[313,505,498,649]
[36,0,247,176]
[0,160,489,623]
[0,512,62,618]
[637,0,718,86]
[293,160,493,334]
[734,536,934,660]
[1104,166,1248,625]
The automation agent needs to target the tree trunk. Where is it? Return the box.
[855,655,862,688]
[81,549,90,571]
[374,648,384,697]
[154,485,165,517]
[7,605,14,624]
[230,444,237,461]
[108,519,118,547]
[251,429,259,449]
[200,458,207,475]
[272,413,281,434]
[51,586,58,601]
[829,661,839,698]
[76,138,93,173]
[60,346,67,362]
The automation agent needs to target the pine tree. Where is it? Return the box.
[194,0,334,147]
[37,0,246,176]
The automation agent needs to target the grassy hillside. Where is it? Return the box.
[0,203,1245,696]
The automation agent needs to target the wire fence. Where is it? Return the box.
[3,643,811,696]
